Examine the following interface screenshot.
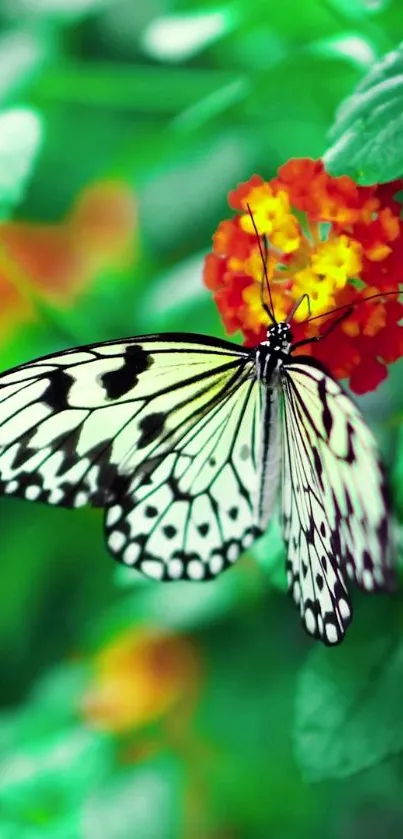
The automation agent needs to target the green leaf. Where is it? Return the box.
[294,603,403,781]
[0,107,43,217]
[324,43,403,183]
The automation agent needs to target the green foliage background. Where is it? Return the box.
[1,1,403,837]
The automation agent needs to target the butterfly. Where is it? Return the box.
[0,291,395,644]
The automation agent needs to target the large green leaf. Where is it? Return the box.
[324,43,403,183]
[294,598,403,781]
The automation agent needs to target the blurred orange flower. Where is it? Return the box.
[204,159,403,393]
[0,179,137,338]
[82,627,200,734]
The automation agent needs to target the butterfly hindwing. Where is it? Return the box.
[104,365,264,580]
[280,356,394,644]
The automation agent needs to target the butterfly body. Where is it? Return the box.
[0,323,394,644]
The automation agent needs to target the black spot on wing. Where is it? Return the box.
[49,426,82,471]
[10,430,35,468]
[318,378,332,437]
[145,505,158,518]
[101,345,152,400]
[163,525,177,539]
[315,572,324,591]
[198,522,209,537]
[376,507,389,549]
[362,549,373,571]
[345,422,355,463]
[313,447,323,490]
[138,412,166,449]
[42,370,74,410]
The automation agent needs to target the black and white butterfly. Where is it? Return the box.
[0,301,395,644]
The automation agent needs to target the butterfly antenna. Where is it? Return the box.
[304,289,401,324]
[246,204,276,324]
[291,307,353,350]
[286,293,311,323]
[291,289,401,351]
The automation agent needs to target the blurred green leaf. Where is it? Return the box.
[135,254,226,337]
[0,813,81,839]
[0,31,49,105]
[29,664,89,725]
[172,76,250,132]
[306,33,378,69]
[0,726,112,822]
[250,513,287,591]
[237,0,345,44]
[141,8,237,63]
[100,559,266,644]
[4,0,119,22]
[243,51,361,166]
[198,608,319,834]
[82,757,183,839]
[325,43,403,182]
[32,63,242,112]
[0,108,43,217]
[327,0,391,21]
[294,615,403,781]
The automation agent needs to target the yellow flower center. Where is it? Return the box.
[238,186,364,320]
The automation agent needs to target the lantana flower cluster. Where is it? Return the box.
[204,159,403,393]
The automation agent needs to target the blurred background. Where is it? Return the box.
[1,1,403,837]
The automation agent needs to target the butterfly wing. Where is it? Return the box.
[0,333,269,580]
[280,356,394,645]
[105,374,282,581]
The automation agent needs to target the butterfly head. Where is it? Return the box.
[265,321,292,354]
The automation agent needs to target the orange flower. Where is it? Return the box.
[82,627,200,734]
[203,158,403,393]
[0,270,35,339]
[0,179,137,329]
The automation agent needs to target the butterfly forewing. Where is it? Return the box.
[0,334,267,580]
[281,357,394,644]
